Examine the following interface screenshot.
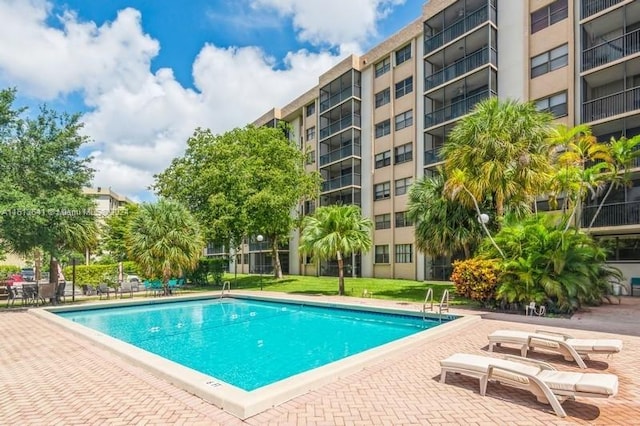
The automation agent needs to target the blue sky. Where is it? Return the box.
[0,0,425,201]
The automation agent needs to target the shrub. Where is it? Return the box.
[450,258,501,305]
[0,265,20,279]
[188,257,228,285]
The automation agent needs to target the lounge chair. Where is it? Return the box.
[440,353,618,417]
[488,329,623,369]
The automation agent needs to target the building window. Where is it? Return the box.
[531,0,568,34]
[375,119,391,138]
[375,88,391,108]
[306,150,315,165]
[395,177,413,196]
[375,245,390,263]
[374,182,391,200]
[375,150,391,169]
[395,211,413,228]
[395,244,412,263]
[395,77,413,98]
[395,110,413,131]
[306,103,315,116]
[535,91,567,118]
[531,44,568,78]
[395,44,412,65]
[394,143,413,164]
[375,213,391,230]
[375,57,391,78]
[306,126,316,141]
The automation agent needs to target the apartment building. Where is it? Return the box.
[247,0,640,281]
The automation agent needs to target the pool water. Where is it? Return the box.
[58,298,448,391]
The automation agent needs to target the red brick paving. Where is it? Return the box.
[1,294,639,425]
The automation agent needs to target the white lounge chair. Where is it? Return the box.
[440,353,618,417]
[488,329,623,369]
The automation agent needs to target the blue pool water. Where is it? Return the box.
[58,298,450,391]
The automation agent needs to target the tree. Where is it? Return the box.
[407,171,484,259]
[127,199,204,295]
[300,205,372,296]
[0,88,97,285]
[442,98,554,220]
[155,125,320,279]
[99,203,140,261]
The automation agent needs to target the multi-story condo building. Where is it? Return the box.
[242,0,640,283]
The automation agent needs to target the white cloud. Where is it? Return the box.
[251,0,405,48]
[0,0,406,200]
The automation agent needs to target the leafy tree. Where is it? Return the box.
[442,98,554,219]
[407,171,485,259]
[0,88,97,285]
[127,199,204,295]
[99,203,140,261]
[300,205,372,295]
[155,125,320,279]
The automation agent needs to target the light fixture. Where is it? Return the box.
[478,213,490,225]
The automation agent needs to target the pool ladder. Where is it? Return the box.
[423,288,449,322]
[220,281,231,298]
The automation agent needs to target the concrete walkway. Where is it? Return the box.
[1,293,638,425]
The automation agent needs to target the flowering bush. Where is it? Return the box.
[450,258,500,304]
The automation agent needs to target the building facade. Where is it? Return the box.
[247,0,640,282]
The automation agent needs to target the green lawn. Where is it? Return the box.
[190,273,460,304]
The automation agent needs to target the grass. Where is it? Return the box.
[190,273,462,305]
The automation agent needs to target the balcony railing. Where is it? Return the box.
[319,86,361,113]
[425,89,494,128]
[424,147,444,166]
[582,86,640,122]
[319,114,361,140]
[581,0,624,19]
[582,28,640,71]
[582,200,640,228]
[319,143,361,166]
[425,47,495,91]
[321,173,361,192]
[424,4,493,54]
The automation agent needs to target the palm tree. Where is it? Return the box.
[407,171,484,259]
[300,205,372,295]
[442,98,554,219]
[127,199,204,295]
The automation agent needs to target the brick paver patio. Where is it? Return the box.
[1,293,638,425]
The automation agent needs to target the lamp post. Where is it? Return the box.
[72,257,77,303]
[256,235,264,290]
[477,213,505,259]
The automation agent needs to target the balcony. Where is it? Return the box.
[583,29,640,71]
[581,0,624,19]
[319,114,361,140]
[425,47,495,91]
[582,200,640,228]
[319,143,361,166]
[424,4,493,55]
[319,86,361,113]
[424,147,444,166]
[321,173,361,193]
[425,89,494,129]
[582,86,640,123]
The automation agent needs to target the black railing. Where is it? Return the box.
[424,147,444,166]
[319,86,361,113]
[425,47,495,91]
[582,86,640,122]
[424,5,493,54]
[582,201,640,228]
[582,28,640,71]
[321,173,361,192]
[319,143,361,166]
[581,0,624,19]
[319,114,361,140]
[425,89,494,128]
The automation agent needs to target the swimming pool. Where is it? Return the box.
[39,293,476,418]
[58,298,444,391]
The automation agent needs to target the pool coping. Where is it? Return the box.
[33,292,480,419]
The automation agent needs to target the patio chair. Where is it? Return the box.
[488,329,623,368]
[440,353,618,418]
[55,281,66,304]
[167,278,179,295]
[6,286,25,307]
[120,280,133,298]
[98,283,111,300]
